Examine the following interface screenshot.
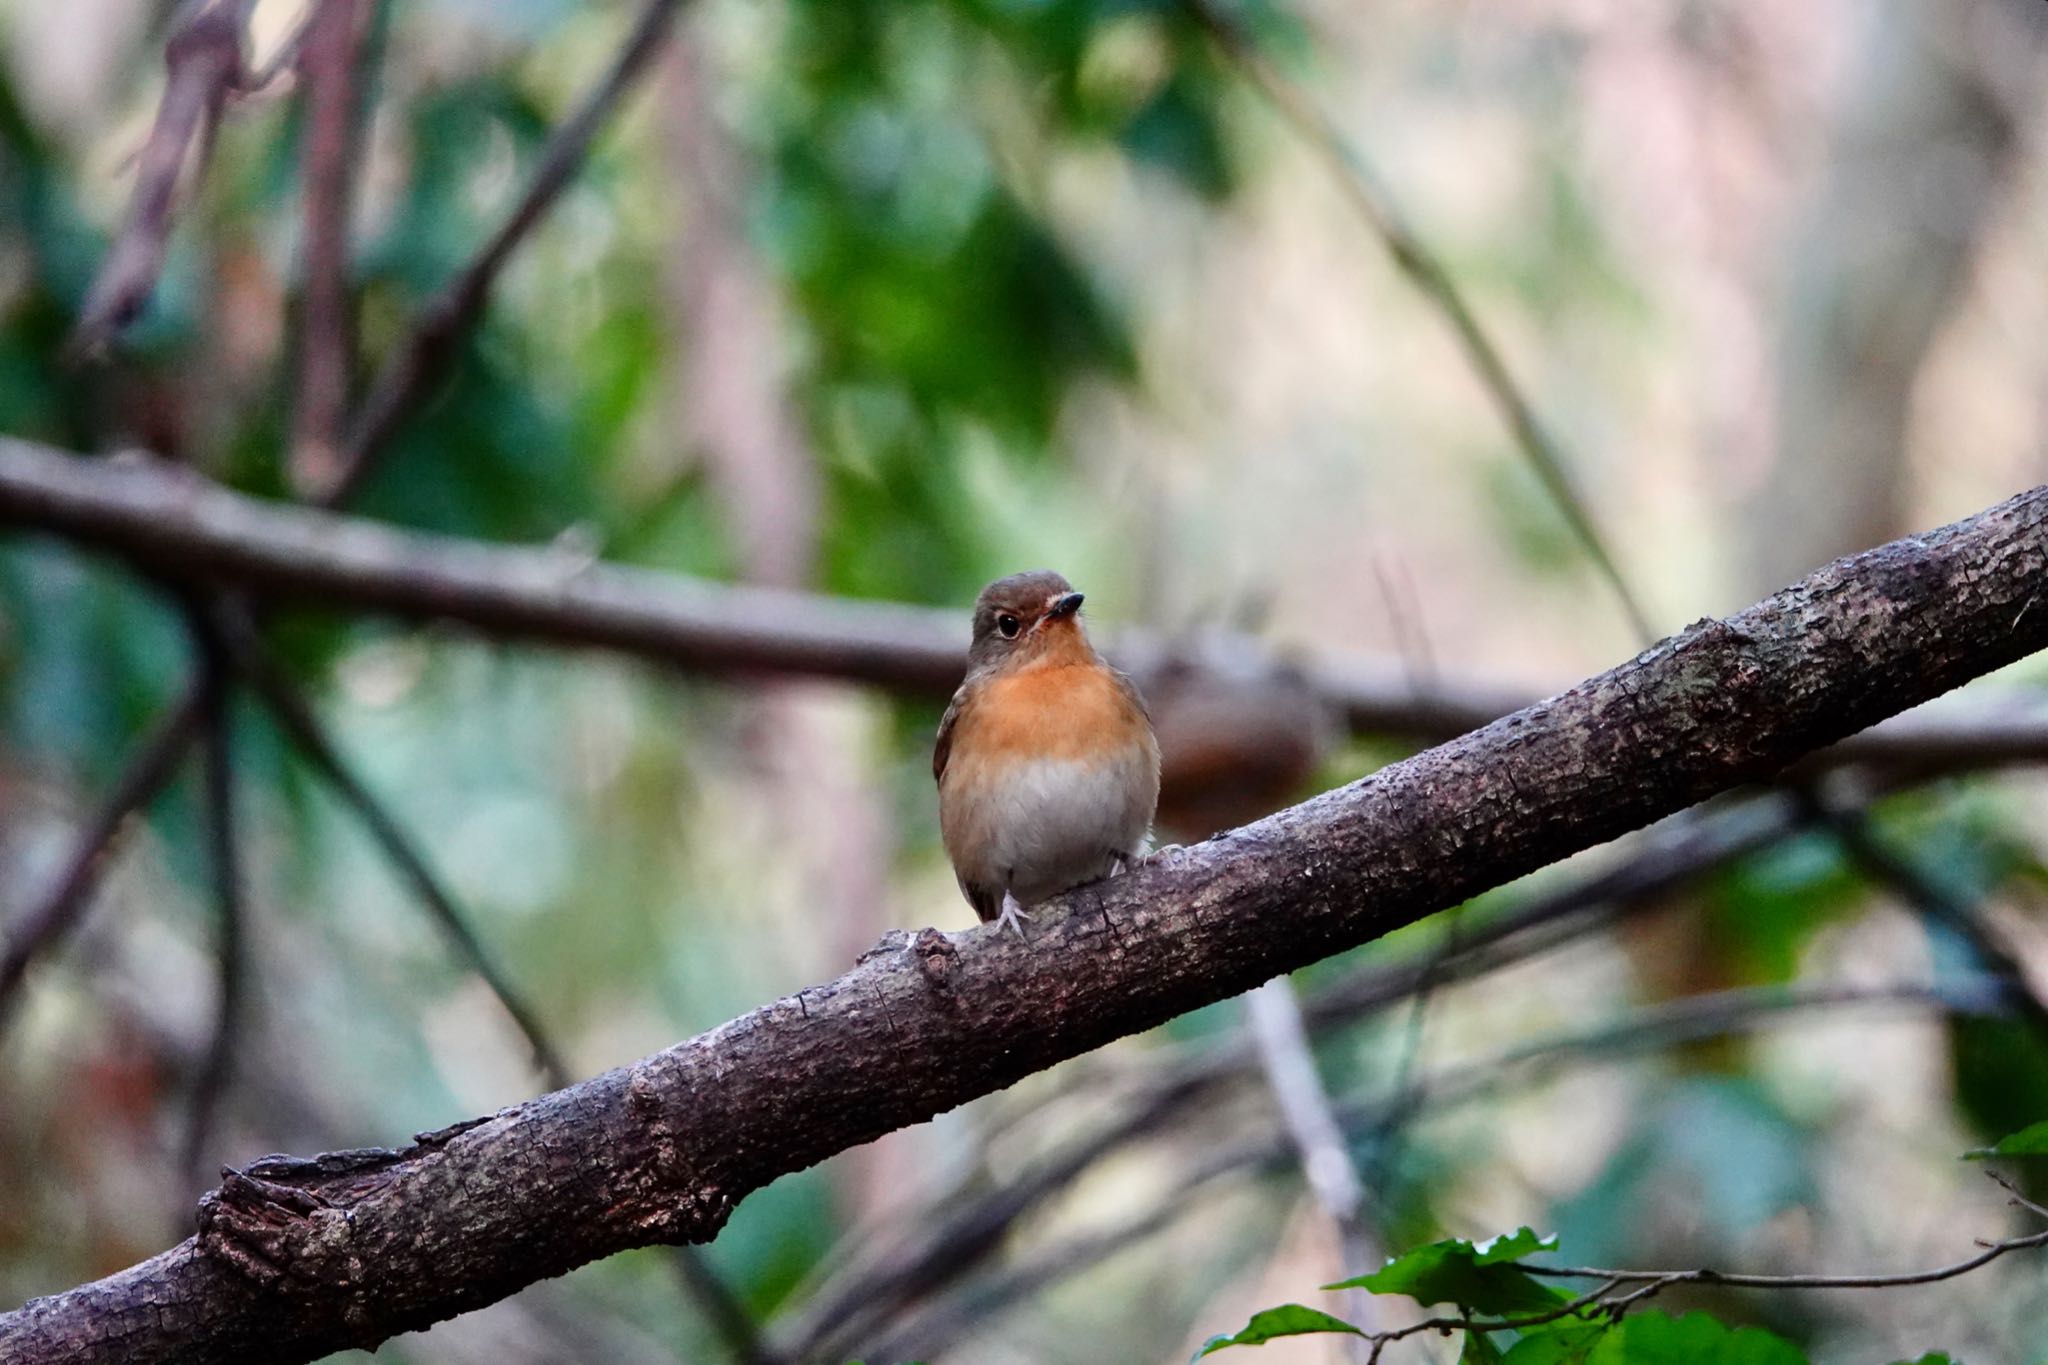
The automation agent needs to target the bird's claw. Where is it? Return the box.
[994,899,1036,942]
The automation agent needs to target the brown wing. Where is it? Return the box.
[934,681,1001,920]
[961,880,1002,923]
[933,681,972,786]
[1110,664,1153,724]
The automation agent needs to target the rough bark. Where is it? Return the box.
[0,437,2043,768]
[2,481,2044,1364]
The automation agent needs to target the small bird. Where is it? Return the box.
[935,570,1161,938]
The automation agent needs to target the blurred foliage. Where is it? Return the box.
[3,0,2048,1362]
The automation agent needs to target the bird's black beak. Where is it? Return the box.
[1049,592,1084,619]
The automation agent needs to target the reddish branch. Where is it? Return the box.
[0,485,2042,1365]
[2,438,2045,771]
[70,0,254,354]
[287,0,373,497]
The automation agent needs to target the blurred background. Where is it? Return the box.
[2,0,2048,1361]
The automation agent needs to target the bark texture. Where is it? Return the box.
[2,482,2044,1364]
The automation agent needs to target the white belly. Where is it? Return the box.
[965,750,1153,906]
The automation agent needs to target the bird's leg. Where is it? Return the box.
[994,893,1035,941]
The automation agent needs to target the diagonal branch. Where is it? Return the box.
[1243,976,1377,1354]
[773,795,1810,1357]
[70,0,255,354]
[2,438,2044,771]
[319,0,693,506]
[1183,0,1655,643]
[0,678,206,1027]
[214,602,778,1362]
[208,604,571,1087]
[287,0,376,497]
[1,484,2043,1365]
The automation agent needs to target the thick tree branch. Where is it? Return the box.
[2,487,2044,1364]
[0,438,2042,771]
[774,795,1811,1357]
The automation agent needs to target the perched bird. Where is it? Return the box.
[935,570,1161,938]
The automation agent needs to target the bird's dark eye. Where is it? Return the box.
[996,614,1021,639]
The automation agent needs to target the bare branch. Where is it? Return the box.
[1244,976,1376,1340]
[213,601,778,1362]
[1,485,2042,1365]
[180,626,248,1188]
[319,0,693,506]
[0,679,205,1028]
[1810,793,2048,1035]
[2,440,2044,773]
[288,0,375,497]
[70,0,255,354]
[1183,0,1655,643]
[209,604,570,1087]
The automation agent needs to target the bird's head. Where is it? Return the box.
[968,570,1089,671]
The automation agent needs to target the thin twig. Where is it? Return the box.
[1182,0,1655,644]
[1984,1169,2048,1225]
[214,602,776,1361]
[1523,1185,2048,1291]
[0,679,207,1031]
[1244,976,1377,1351]
[180,625,248,1187]
[321,0,692,506]
[210,604,570,1087]
[70,0,255,354]
[288,0,375,497]
[1809,793,2048,1037]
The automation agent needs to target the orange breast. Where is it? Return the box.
[957,661,1148,767]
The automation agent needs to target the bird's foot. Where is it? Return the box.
[993,897,1036,942]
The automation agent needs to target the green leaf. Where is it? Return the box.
[1964,1119,2048,1159]
[1501,1317,1611,1364]
[1889,1355,1956,1364]
[1586,1311,1807,1365]
[1462,1330,1509,1363]
[1192,1304,1365,1359]
[1328,1229,1565,1315]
